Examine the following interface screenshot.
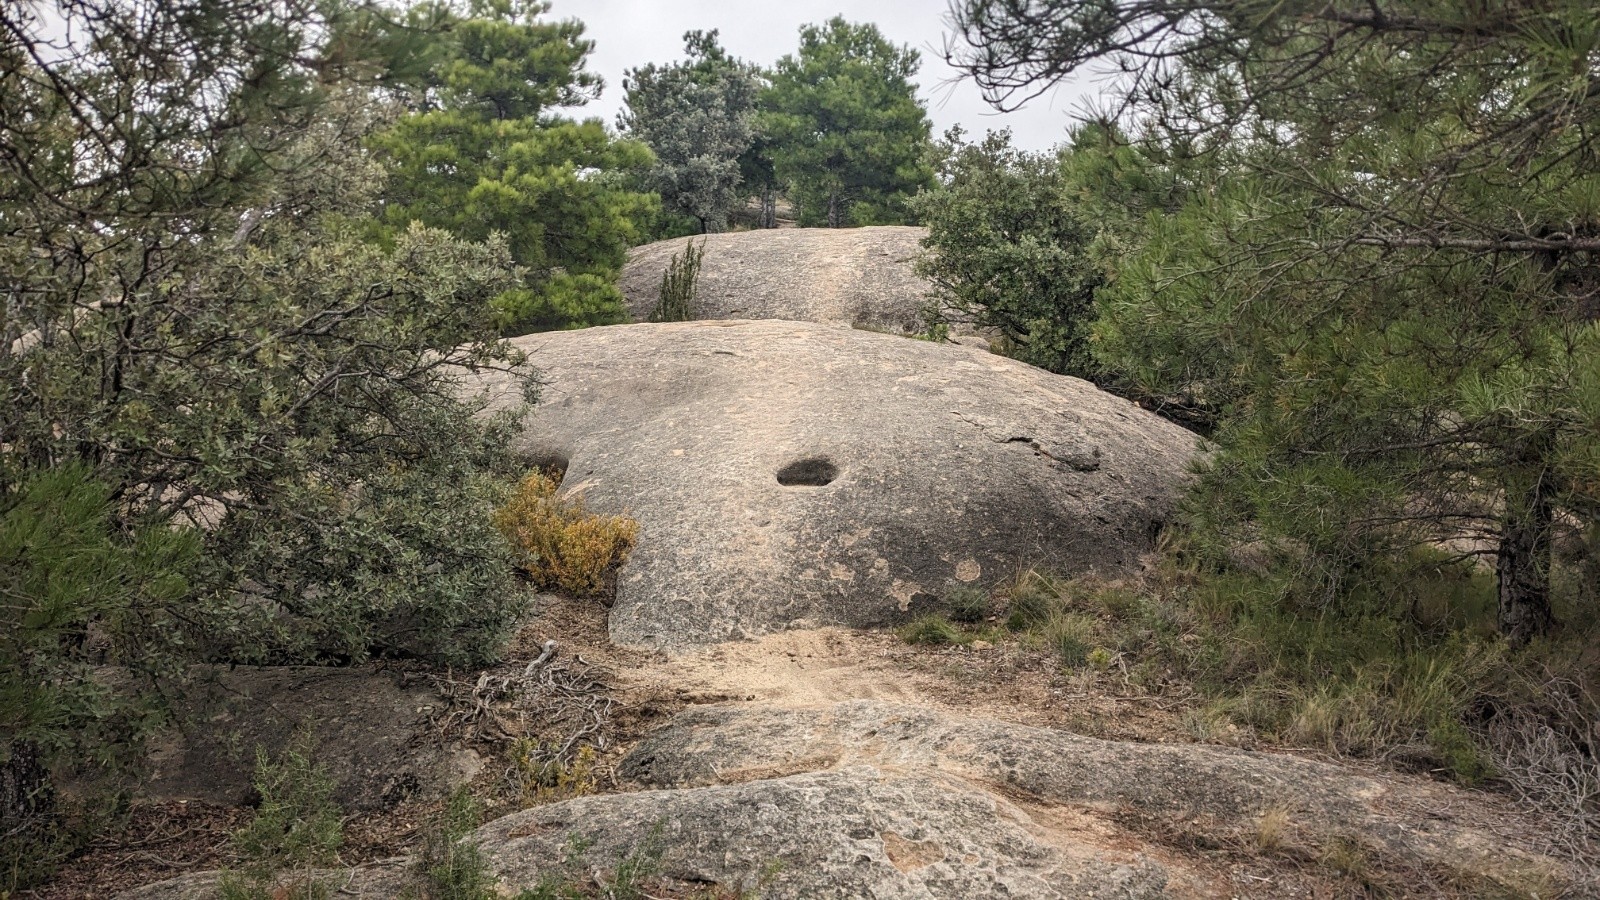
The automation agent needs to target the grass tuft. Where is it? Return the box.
[945,586,991,624]
[647,241,703,323]
[899,614,969,646]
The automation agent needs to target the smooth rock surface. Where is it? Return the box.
[621,700,1570,892]
[476,320,1202,651]
[122,770,1194,899]
[144,666,477,811]
[619,227,934,332]
[474,767,1185,899]
[124,702,1576,899]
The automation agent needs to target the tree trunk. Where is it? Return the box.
[827,191,841,228]
[1496,446,1558,645]
[1,741,53,849]
[761,190,777,229]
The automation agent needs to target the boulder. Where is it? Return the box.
[476,320,1201,652]
[143,665,479,811]
[619,226,935,332]
[124,770,1192,899]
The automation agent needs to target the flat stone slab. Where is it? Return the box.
[124,769,1187,899]
[475,320,1202,651]
[619,226,935,333]
[474,766,1182,899]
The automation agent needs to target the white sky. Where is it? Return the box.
[546,0,1105,152]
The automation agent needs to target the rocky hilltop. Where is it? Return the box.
[619,226,935,333]
[111,252,1587,900]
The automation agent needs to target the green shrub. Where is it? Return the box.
[413,789,497,900]
[647,240,705,323]
[493,471,640,598]
[911,128,1108,378]
[220,733,343,900]
[1000,545,1597,796]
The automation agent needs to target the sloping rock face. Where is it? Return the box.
[477,320,1200,652]
[475,767,1182,899]
[619,226,934,332]
[144,666,478,811]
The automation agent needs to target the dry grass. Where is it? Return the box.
[1484,667,1600,860]
[978,554,1600,884]
[512,741,600,807]
[493,471,639,598]
[1254,806,1292,853]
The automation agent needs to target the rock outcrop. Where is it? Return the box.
[144,666,478,811]
[621,701,1562,892]
[475,320,1201,652]
[124,701,1573,900]
[619,226,934,332]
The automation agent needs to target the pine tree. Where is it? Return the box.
[762,18,936,227]
[951,1,1600,642]
[621,30,763,235]
[369,0,656,334]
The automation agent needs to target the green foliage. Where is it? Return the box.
[953,1,1600,642]
[412,789,497,900]
[898,614,969,646]
[944,586,991,624]
[220,734,344,900]
[1007,553,1597,790]
[648,241,705,323]
[621,31,763,235]
[1,1,536,671]
[0,466,199,889]
[913,128,1104,376]
[368,1,655,334]
[1042,613,1096,669]
[761,17,935,227]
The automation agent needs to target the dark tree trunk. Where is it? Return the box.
[1,741,54,848]
[761,190,777,229]
[827,191,841,228]
[1496,444,1558,645]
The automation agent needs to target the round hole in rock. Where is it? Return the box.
[776,457,839,487]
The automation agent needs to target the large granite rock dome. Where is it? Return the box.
[619,226,934,332]
[477,320,1201,652]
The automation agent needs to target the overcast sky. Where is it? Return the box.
[546,0,1102,152]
